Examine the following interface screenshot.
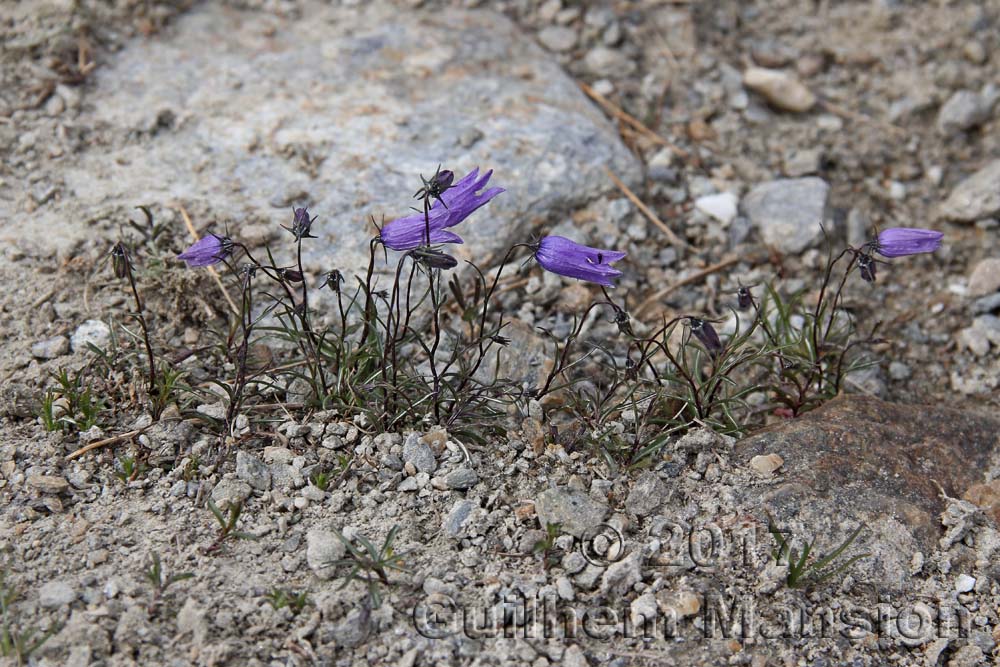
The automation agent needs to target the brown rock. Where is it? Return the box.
[962,481,1000,525]
[736,396,1000,588]
[27,474,69,494]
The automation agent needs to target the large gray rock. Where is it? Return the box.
[306,528,347,580]
[235,451,271,491]
[20,3,640,278]
[535,487,608,538]
[938,160,1000,223]
[742,177,829,254]
[625,471,668,517]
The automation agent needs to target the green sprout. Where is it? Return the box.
[310,469,331,492]
[265,588,310,614]
[37,369,105,433]
[115,455,148,484]
[0,569,59,662]
[767,513,869,588]
[143,552,193,613]
[204,500,257,554]
[532,522,564,570]
[330,526,408,607]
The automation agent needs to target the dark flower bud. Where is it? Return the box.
[110,243,131,279]
[282,269,304,283]
[857,253,877,283]
[431,169,454,191]
[688,317,724,357]
[414,165,455,206]
[624,357,638,381]
[411,246,458,270]
[283,207,317,240]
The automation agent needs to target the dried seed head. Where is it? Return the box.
[321,269,344,293]
[857,253,877,283]
[613,308,633,337]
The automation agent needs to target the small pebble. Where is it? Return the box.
[743,67,816,112]
[749,453,784,476]
[31,336,69,359]
[694,192,739,225]
[537,26,577,53]
[967,258,1000,297]
[955,574,976,593]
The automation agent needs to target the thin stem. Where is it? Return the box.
[125,263,157,393]
[296,237,328,396]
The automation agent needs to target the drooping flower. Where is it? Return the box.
[177,234,234,267]
[379,167,504,251]
[872,227,943,258]
[321,269,344,293]
[533,236,626,287]
[736,285,755,311]
[688,317,724,357]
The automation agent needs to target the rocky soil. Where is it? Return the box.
[1,1,999,666]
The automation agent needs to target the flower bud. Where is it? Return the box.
[110,243,131,279]
[412,247,458,270]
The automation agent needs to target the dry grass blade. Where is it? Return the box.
[580,82,691,160]
[635,255,740,318]
[605,168,689,251]
[65,426,150,461]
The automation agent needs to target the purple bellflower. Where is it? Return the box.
[379,167,504,251]
[871,227,943,258]
[534,236,626,287]
[177,234,234,267]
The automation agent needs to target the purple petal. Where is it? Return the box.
[534,235,626,287]
[875,227,944,257]
[380,219,464,251]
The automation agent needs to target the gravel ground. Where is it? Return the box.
[1,1,999,666]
